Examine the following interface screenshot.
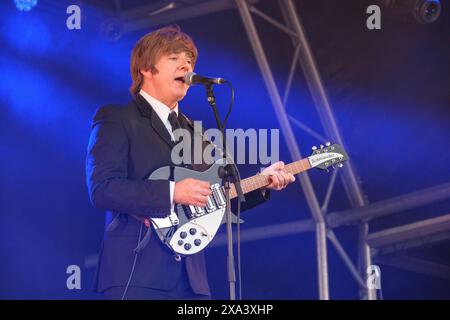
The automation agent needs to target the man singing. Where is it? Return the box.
[86,25,295,300]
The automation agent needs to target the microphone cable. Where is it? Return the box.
[221,81,243,300]
[121,222,144,300]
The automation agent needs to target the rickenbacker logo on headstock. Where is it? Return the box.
[308,152,342,167]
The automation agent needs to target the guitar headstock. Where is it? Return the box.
[308,142,349,171]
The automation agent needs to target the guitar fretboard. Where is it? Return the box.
[228,158,311,199]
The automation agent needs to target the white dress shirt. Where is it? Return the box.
[139,89,179,222]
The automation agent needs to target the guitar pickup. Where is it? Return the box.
[195,205,206,216]
[205,195,217,213]
[211,184,226,208]
[188,205,195,216]
[188,205,202,218]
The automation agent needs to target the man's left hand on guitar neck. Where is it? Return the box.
[261,161,296,191]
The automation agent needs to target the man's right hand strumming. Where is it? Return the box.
[174,178,211,207]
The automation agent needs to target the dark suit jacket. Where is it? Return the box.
[86,94,269,295]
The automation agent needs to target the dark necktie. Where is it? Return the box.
[168,111,182,142]
[168,110,187,163]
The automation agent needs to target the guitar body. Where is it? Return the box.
[148,159,240,256]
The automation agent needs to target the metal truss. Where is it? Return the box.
[102,0,450,299]
[235,0,372,299]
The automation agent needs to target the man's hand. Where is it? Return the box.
[261,161,295,191]
[174,178,211,207]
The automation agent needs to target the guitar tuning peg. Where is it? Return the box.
[338,163,344,168]
[320,144,324,149]
[312,146,317,151]
[325,142,331,147]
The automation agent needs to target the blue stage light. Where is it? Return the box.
[14,0,38,11]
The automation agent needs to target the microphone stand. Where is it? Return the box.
[205,83,245,300]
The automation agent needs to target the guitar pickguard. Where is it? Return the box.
[147,159,240,256]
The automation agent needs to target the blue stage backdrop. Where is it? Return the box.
[1,0,449,299]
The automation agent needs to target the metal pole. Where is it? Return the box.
[279,0,375,299]
[317,222,330,299]
[235,0,329,300]
[327,182,450,228]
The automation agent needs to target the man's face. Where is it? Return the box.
[142,51,193,108]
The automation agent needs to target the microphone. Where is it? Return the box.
[184,72,227,86]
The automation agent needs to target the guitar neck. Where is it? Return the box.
[229,158,311,199]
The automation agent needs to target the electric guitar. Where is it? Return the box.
[147,143,348,256]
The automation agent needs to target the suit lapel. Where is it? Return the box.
[151,113,175,148]
[134,94,174,148]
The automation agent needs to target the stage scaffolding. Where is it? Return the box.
[107,0,450,299]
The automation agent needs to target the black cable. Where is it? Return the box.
[236,196,242,300]
[205,80,242,300]
[121,222,144,300]
[220,81,243,300]
[222,81,234,129]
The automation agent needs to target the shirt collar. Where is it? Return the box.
[139,89,178,124]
